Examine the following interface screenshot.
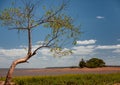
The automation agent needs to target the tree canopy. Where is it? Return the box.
[0,0,80,57]
[0,0,81,84]
[79,58,106,68]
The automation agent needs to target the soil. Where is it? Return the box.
[0,67,120,77]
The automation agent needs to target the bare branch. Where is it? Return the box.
[31,28,60,57]
[30,3,66,29]
[46,36,57,46]
[32,45,49,56]
[8,27,28,30]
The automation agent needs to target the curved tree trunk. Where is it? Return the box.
[4,53,31,85]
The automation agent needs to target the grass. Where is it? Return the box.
[1,73,120,85]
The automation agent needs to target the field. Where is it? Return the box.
[0,67,120,85]
[6,73,120,85]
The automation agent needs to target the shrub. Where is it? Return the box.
[79,58,86,68]
[86,58,105,68]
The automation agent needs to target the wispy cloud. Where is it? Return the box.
[77,39,96,45]
[0,48,27,57]
[96,16,104,19]
[72,45,95,55]
[96,44,120,54]
[1,40,120,68]
[113,49,120,53]
[96,44,120,49]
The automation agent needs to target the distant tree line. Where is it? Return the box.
[79,58,105,68]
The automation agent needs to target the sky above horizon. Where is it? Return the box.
[0,0,120,68]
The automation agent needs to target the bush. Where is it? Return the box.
[79,58,86,68]
[86,58,105,68]
[79,58,105,68]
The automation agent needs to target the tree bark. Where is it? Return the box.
[4,54,31,85]
[4,62,16,85]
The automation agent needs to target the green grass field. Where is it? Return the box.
[1,73,120,85]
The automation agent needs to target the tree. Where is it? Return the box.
[0,0,80,85]
[86,58,105,68]
[79,58,86,68]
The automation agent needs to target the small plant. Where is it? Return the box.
[79,58,86,68]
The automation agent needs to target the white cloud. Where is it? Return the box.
[96,44,120,54]
[96,44,120,49]
[0,48,27,57]
[96,16,104,19]
[0,48,27,68]
[38,48,52,56]
[72,45,95,55]
[40,56,49,61]
[77,39,96,45]
[112,49,120,53]
[103,56,120,65]
[1,40,120,68]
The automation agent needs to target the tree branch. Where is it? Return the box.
[30,3,66,29]
[31,28,60,57]
[8,27,28,30]
[32,45,49,56]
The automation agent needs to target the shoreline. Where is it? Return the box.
[0,67,120,77]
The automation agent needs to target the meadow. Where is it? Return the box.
[1,73,119,85]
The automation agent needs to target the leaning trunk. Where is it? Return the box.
[4,15,33,85]
[4,54,31,85]
[4,61,16,85]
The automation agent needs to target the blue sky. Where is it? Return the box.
[0,0,120,68]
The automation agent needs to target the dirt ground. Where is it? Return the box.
[12,67,120,76]
[0,67,120,77]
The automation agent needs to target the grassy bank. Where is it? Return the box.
[1,73,120,85]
